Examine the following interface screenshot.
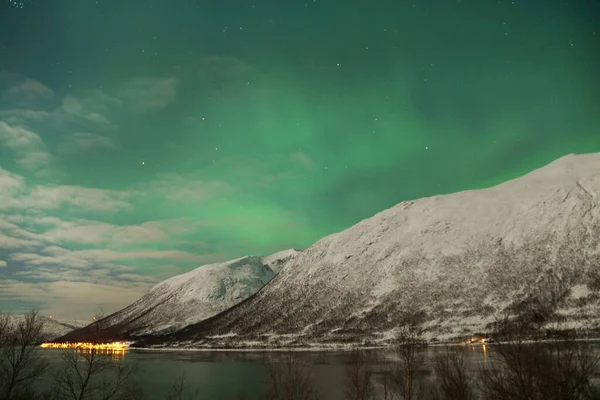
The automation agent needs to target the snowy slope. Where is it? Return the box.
[139,153,600,348]
[3,314,90,342]
[260,249,301,273]
[59,250,299,341]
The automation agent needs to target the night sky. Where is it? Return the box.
[0,0,598,319]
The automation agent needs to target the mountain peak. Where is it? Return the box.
[58,249,299,342]
[140,152,600,348]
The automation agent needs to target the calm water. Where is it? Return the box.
[38,345,492,400]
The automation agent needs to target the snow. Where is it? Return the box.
[61,249,299,340]
[260,249,301,273]
[570,284,592,299]
[143,152,600,348]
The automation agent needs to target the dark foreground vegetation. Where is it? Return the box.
[2,311,600,400]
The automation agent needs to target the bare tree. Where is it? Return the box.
[0,313,10,344]
[479,318,600,400]
[389,314,428,400]
[379,370,392,400]
[0,310,49,400]
[342,348,374,400]
[164,370,200,400]
[431,347,474,400]
[261,353,319,400]
[92,308,105,323]
[52,347,135,400]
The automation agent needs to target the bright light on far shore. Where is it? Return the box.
[40,342,130,351]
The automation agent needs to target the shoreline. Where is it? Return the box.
[128,337,600,353]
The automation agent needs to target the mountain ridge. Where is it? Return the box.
[135,152,600,348]
[57,249,300,342]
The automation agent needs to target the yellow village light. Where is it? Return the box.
[40,342,130,351]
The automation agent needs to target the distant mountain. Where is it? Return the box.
[58,250,299,342]
[2,314,90,342]
[137,153,600,349]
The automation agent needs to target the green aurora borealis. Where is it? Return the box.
[0,0,598,318]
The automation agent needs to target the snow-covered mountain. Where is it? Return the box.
[2,314,90,342]
[139,153,600,348]
[59,250,299,341]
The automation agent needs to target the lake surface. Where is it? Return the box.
[38,345,492,400]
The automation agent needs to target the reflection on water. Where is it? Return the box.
[43,342,600,400]
[39,345,496,400]
[84,347,127,361]
[468,343,488,362]
[40,342,129,360]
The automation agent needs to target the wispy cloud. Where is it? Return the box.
[144,173,234,204]
[9,248,207,271]
[61,95,112,125]
[0,280,151,320]
[0,73,54,108]
[0,73,121,167]
[0,165,229,318]
[119,77,178,114]
[58,132,117,154]
[0,71,272,320]
[24,185,132,213]
[0,232,39,250]
[0,121,57,175]
[0,168,23,192]
[0,169,133,213]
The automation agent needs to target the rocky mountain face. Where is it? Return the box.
[58,250,299,342]
[138,153,600,349]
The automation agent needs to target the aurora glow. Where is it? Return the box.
[0,0,598,319]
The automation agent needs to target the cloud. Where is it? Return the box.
[0,74,120,173]
[0,121,56,174]
[0,171,27,210]
[0,74,54,107]
[37,219,170,246]
[0,280,152,320]
[8,78,53,98]
[76,89,122,114]
[0,218,42,241]
[9,244,215,281]
[58,132,117,154]
[0,79,118,130]
[61,95,111,125]
[119,77,178,114]
[0,109,50,126]
[0,168,133,213]
[144,173,234,204]
[0,232,39,250]
[0,168,24,192]
[0,176,272,320]
[0,73,238,319]
[24,185,132,213]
